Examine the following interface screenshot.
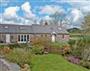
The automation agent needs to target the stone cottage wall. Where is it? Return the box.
[0,34,6,43]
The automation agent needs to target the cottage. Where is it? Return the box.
[0,24,69,43]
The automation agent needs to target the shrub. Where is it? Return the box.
[31,37,50,47]
[7,44,20,49]
[0,46,12,56]
[49,41,69,48]
[68,39,76,48]
[31,45,44,54]
[8,43,29,49]
[5,48,32,66]
[0,45,4,48]
[80,60,90,69]
[81,46,90,61]
[66,56,80,64]
[69,37,90,59]
[47,41,70,55]
[61,45,71,55]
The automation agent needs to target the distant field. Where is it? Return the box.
[31,54,89,71]
[70,34,90,42]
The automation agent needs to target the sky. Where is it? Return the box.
[0,0,90,28]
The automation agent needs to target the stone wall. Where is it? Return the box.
[0,34,6,43]
[0,58,20,71]
[0,59,11,71]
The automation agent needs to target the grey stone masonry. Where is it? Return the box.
[0,59,20,71]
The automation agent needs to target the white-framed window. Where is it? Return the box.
[18,34,29,43]
[4,26,8,28]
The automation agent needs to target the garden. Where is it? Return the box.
[0,36,90,71]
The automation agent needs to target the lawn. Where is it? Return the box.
[31,54,89,71]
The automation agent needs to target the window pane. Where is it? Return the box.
[18,35,20,41]
[24,35,26,41]
[27,35,29,41]
[21,35,23,41]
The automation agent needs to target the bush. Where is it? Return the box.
[7,44,20,49]
[0,46,12,56]
[49,41,69,48]
[0,45,4,48]
[68,39,76,47]
[80,60,90,69]
[45,41,70,49]
[31,37,50,47]
[5,48,32,66]
[81,46,90,61]
[31,45,44,54]
[43,41,71,55]
[66,56,80,64]
[8,43,29,49]
[69,37,90,59]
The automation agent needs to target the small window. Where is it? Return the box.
[24,35,26,41]
[4,26,8,28]
[62,35,64,38]
[27,35,29,41]
[41,34,43,37]
[21,35,23,41]
[18,35,20,41]
[18,34,29,43]
[11,35,13,39]
[45,34,47,37]
[20,27,26,30]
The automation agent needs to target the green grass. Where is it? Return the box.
[31,54,89,71]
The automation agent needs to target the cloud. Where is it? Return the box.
[70,9,83,22]
[21,2,31,13]
[3,6,20,18]
[0,5,20,24]
[1,16,35,25]
[53,0,90,28]
[80,5,90,14]
[65,8,84,28]
[53,0,90,14]
[21,2,35,18]
[43,15,52,20]
[40,5,65,15]
[0,1,37,25]
[64,0,90,13]
[53,0,90,2]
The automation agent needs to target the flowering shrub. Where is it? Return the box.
[0,46,12,55]
[66,56,80,64]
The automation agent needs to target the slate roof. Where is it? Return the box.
[0,24,68,34]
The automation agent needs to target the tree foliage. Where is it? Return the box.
[82,14,90,34]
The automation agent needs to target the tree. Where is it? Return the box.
[82,14,90,34]
[81,14,90,61]
[50,11,66,25]
[70,14,90,62]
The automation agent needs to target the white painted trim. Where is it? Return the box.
[17,34,30,43]
[51,35,55,42]
[6,34,10,43]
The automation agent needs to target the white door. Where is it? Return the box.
[52,35,55,42]
[6,34,10,43]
